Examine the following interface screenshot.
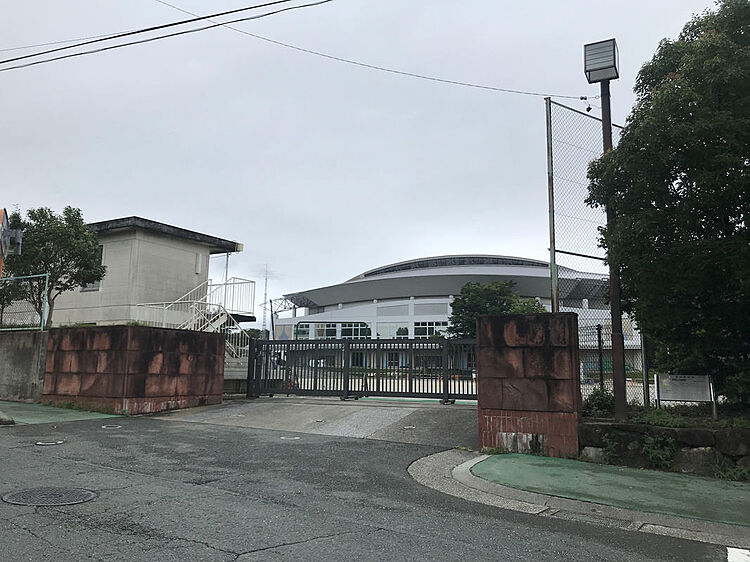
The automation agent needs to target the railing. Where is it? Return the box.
[206,277,255,315]
[133,300,250,358]
[134,277,255,359]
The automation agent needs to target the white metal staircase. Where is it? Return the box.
[135,277,256,359]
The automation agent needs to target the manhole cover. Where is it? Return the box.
[2,487,97,506]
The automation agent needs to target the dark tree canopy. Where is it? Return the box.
[5,207,106,328]
[586,0,750,401]
[447,281,546,339]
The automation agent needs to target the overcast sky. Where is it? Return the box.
[1,0,714,327]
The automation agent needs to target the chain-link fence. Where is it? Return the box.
[0,274,49,331]
[545,99,650,407]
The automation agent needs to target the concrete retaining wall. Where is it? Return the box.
[579,421,750,476]
[0,331,48,401]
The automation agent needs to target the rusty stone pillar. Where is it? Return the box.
[476,313,581,458]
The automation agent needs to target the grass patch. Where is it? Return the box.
[714,460,750,482]
[481,446,510,455]
[43,400,118,415]
[641,434,677,469]
[628,403,750,429]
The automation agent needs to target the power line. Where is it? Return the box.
[0,0,307,67]
[0,32,135,53]
[153,0,585,100]
[0,1,332,72]
[1,0,588,100]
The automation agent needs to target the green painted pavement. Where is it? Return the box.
[0,400,120,425]
[472,453,750,527]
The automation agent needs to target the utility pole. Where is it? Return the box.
[584,38,627,420]
[261,264,268,338]
[599,79,628,420]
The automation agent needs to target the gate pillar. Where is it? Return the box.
[476,313,580,457]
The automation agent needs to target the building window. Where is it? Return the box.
[295,323,310,340]
[341,322,371,339]
[376,322,409,339]
[315,323,337,339]
[351,351,365,368]
[386,352,400,367]
[81,245,104,292]
[414,321,448,339]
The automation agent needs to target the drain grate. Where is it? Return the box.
[2,487,97,506]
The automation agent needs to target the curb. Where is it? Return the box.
[408,449,750,549]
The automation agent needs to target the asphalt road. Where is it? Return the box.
[0,413,729,561]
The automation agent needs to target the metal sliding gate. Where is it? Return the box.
[247,338,477,401]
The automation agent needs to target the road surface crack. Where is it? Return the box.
[233,530,360,558]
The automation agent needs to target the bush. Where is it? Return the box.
[641,434,677,470]
[715,460,750,482]
[630,408,687,428]
[582,388,615,418]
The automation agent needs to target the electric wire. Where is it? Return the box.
[1,0,589,100]
[0,0,302,66]
[153,0,584,100]
[0,1,331,72]
[0,32,134,53]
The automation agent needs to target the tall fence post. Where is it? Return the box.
[341,340,350,400]
[440,338,452,405]
[41,273,49,330]
[597,324,604,391]
[246,339,257,398]
[641,332,650,408]
[546,96,560,313]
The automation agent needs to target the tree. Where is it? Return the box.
[0,278,24,326]
[586,0,750,402]
[245,328,269,340]
[446,281,546,339]
[5,207,106,328]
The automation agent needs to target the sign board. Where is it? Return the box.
[657,374,713,402]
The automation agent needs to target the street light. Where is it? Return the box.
[584,39,619,83]
[583,37,627,421]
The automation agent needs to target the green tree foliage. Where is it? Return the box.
[586,0,750,402]
[0,278,24,325]
[447,281,547,339]
[245,328,269,339]
[5,207,106,328]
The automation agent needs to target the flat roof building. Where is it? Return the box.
[53,216,244,326]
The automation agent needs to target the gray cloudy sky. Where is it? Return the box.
[1,0,713,325]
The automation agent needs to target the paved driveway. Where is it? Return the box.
[0,403,727,561]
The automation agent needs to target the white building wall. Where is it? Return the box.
[274,296,453,340]
[53,229,211,326]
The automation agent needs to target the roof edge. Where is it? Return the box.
[351,254,548,280]
[88,216,241,254]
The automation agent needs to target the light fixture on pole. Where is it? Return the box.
[584,37,627,421]
[584,39,619,83]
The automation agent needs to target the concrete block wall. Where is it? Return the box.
[43,325,224,414]
[477,313,581,457]
[0,331,48,401]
